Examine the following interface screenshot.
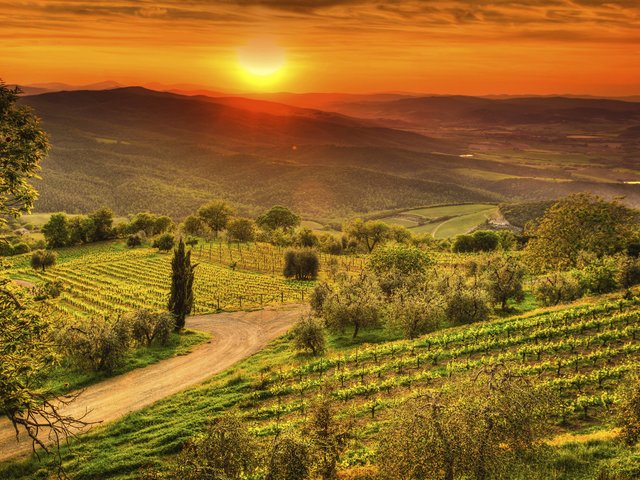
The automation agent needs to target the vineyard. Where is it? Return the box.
[216,296,640,443]
[9,244,313,320]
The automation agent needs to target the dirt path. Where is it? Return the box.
[0,304,305,462]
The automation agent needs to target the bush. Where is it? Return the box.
[62,317,131,373]
[292,315,326,356]
[576,254,620,294]
[479,254,526,310]
[319,234,343,255]
[283,250,320,280]
[452,230,500,253]
[128,309,174,347]
[266,435,311,480]
[153,233,175,252]
[367,244,432,295]
[388,286,445,338]
[0,242,14,256]
[617,255,640,289]
[310,282,332,315]
[227,218,256,242]
[126,234,142,248]
[534,272,583,306]
[33,279,64,301]
[11,242,30,255]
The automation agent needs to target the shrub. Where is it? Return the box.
[310,282,332,315]
[62,317,131,373]
[367,243,432,295]
[617,255,640,289]
[292,315,326,356]
[283,250,319,280]
[126,234,142,248]
[319,234,343,255]
[153,233,175,252]
[33,279,64,301]
[576,254,620,294]
[479,254,526,310]
[128,309,174,347]
[0,242,14,256]
[388,286,445,338]
[11,242,30,255]
[452,230,500,253]
[266,435,311,480]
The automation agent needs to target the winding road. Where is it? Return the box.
[0,304,304,462]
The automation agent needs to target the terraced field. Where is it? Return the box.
[378,203,499,238]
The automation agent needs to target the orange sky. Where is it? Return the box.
[2,0,639,95]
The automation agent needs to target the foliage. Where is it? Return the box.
[615,369,640,446]
[304,395,352,480]
[172,415,258,480]
[127,234,142,248]
[227,217,256,243]
[310,281,332,315]
[452,230,500,253]
[181,214,208,237]
[33,279,64,301]
[61,316,131,373]
[388,284,445,338]
[257,205,301,232]
[30,249,56,271]
[534,272,583,306]
[322,273,384,338]
[478,253,526,310]
[377,367,556,480]
[168,239,197,331]
[128,309,174,347]
[0,83,49,224]
[576,254,620,295]
[616,255,640,290]
[42,212,70,248]
[345,219,390,253]
[292,315,326,356]
[152,233,175,252]
[124,212,174,237]
[444,281,491,325]
[283,250,320,280]
[296,227,319,248]
[198,200,233,238]
[265,434,312,480]
[367,243,432,295]
[525,194,636,272]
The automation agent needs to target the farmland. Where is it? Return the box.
[377,203,499,238]
[3,291,640,479]
[8,242,314,318]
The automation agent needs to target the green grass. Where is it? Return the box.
[44,330,211,396]
[430,208,496,238]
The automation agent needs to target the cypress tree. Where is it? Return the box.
[168,239,197,331]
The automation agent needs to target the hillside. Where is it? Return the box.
[19,88,640,219]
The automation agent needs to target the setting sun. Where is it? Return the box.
[237,38,286,86]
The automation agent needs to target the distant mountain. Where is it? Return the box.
[327,95,640,128]
[18,87,640,219]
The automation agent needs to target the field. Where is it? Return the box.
[9,241,314,318]
[377,203,499,238]
[3,291,639,479]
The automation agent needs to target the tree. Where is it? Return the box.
[283,250,320,280]
[479,254,526,310]
[575,253,620,294]
[389,285,445,339]
[292,315,326,356]
[153,215,173,235]
[227,217,256,242]
[0,83,49,225]
[367,243,432,295]
[452,230,500,253]
[304,396,352,480]
[168,239,197,331]
[127,234,142,248]
[617,255,640,290]
[266,434,311,480]
[153,233,175,252]
[322,273,384,338]
[128,309,174,347]
[182,214,208,237]
[198,200,233,238]
[534,272,583,306]
[345,219,390,253]
[42,213,70,248]
[88,206,114,241]
[30,249,56,272]
[525,193,636,272]
[173,415,258,480]
[1,280,87,455]
[257,205,301,232]
[444,283,491,325]
[378,367,556,480]
[615,369,640,446]
[297,227,318,248]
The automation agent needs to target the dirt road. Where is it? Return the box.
[0,305,304,462]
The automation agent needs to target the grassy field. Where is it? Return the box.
[2,289,640,479]
[378,203,498,238]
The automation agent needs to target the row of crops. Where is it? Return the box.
[12,247,313,320]
[191,241,367,275]
[229,298,640,436]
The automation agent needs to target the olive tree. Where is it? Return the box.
[292,315,326,356]
[345,219,390,253]
[479,253,526,310]
[30,249,57,272]
[128,309,174,347]
[389,284,445,339]
[266,434,312,480]
[615,369,640,446]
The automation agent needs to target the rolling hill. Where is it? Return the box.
[19,88,640,220]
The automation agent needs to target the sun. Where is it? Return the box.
[236,38,286,87]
